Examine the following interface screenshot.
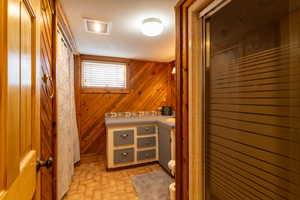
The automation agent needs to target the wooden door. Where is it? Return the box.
[40,0,56,199]
[0,0,41,199]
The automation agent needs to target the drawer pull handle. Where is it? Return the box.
[121,134,128,138]
[145,128,150,131]
[122,152,128,157]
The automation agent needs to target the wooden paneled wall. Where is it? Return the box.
[75,55,176,155]
[40,0,55,199]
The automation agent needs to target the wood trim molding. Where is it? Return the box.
[56,1,78,53]
[80,54,172,64]
[80,54,130,64]
[188,2,204,199]
[187,1,215,200]
[80,88,130,94]
[53,1,58,199]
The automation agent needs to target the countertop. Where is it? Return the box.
[105,116,175,128]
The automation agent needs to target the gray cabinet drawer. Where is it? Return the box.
[137,149,156,161]
[113,130,134,146]
[114,148,134,164]
[137,137,156,148]
[137,126,156,135]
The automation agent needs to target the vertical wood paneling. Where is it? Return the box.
[75,56,175,155]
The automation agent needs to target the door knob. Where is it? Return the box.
[36,157,53,172]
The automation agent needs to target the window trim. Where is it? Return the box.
[80,60,130,94]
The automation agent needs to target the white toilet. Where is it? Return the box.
[169,182,176,200]
[168,160,176,200]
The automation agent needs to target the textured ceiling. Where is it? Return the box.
[61,0,177,62]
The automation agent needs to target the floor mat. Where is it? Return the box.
[131,170,173,200]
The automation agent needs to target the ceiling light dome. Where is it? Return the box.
[141,18,164,37]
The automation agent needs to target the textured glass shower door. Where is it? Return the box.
[202,0,300,199]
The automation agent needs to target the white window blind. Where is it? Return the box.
[82,61,126,88]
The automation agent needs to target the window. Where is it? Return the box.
[81,61,128,92]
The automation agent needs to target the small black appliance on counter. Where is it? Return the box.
[161,106,173,116]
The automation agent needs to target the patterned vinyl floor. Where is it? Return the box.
[63,154,163,200]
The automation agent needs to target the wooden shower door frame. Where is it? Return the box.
[198,1,232,200]
[175,0,232,199]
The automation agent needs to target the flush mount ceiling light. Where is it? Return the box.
[141,18,164,37]
[84,18,111,35]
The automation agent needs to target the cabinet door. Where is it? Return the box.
[158,126,171,174]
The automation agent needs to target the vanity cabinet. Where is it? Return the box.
[106,124,159,169]
[106,117,175,170]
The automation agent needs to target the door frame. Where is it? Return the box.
[175,1,196,199]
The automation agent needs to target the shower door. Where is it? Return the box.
[202,0,300,199]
